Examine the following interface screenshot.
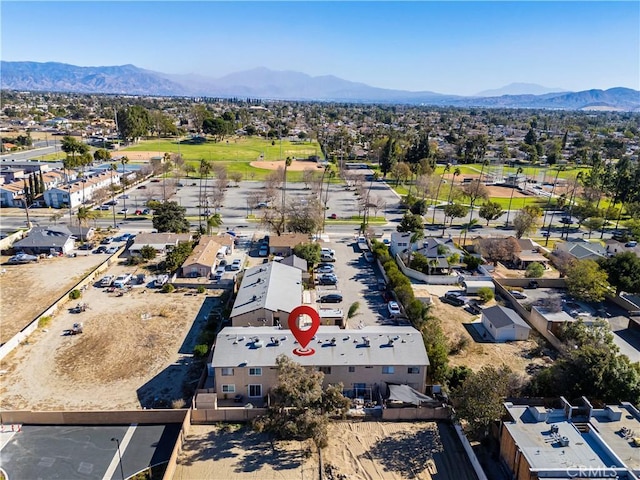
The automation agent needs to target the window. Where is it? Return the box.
[221,368,234,376]
[249,367,262,376]
[348,366,356,373]
[398,242,408,247]
[248,384,262,398]
[221,384,235,393]
[382,366,395,374]
[318,366,332,374]
[407,367,420,374]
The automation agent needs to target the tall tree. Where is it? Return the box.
[152,201,190,233]
[599,252,640,295]
[252,355,349,453]
[565,259,611,302]
[379,137,397,177]
[478,201,504,226]
[117,105,151,143]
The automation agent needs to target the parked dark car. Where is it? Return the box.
[318,274,338,285]
[319,293,343,303]
[78,242,95,250]
[526,280,539,289]
[440,292,466,307]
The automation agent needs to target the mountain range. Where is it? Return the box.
[2,61,639,111]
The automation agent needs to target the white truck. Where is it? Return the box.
[113,273,132,288]
[356,236,370,252]
[99,275,114,287]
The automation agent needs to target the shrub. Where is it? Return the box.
[193,344,209,358]
[38,316,52,328]
[463,254,482,271]
[69,289,81,300]
[161,283,175,293]
[140,245,157,261]
[525,262,545,278]
[477,287,495,303]
[197,285,206,294]
[347,302,360,319]
[171,398,186,409]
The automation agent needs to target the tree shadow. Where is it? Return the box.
[364,424,443,478]
[178,425,306,473]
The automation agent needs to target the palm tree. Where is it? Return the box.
[76,206,96,246]
[198,159,212,232]
[206,213,223,235]
[543,166,565,246]
[431,163,450,224]
[282,156,292,226]
[407,230,424,266]
[120,156,130,219]
[109,163,118,228]
[162,152,172,202]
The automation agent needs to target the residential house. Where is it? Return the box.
[390,234,463,273]
[481,305,531,341]
[209,325,429,402]
[267,233,310,257]
[44,170,121,208]
[0,179,27,207]
[279,254,308,272]
[13,225,75,255]
[500,398,640,480]
[129,232,192,255]
[554,239,607,261]
[605,239,640,257]
[181,236,226,278]
[230,261,302,327]
[513,238,548,270]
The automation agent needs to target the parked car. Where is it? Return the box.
[256,202,269,208]
[230,258,242,271]
[142,208,152,215]
[137,185,147,189]
[363,252,374,263]
[94,246,108,254]
[320,253,336,262]
[78,242,95,250]
[98,204,111,210]
[318,273,338,285]
[560,217,574,224]
[106,246,118,254]
[118,208,129,214]
[316,264,335,274]
[509,290,528,299]
[319,293,343,303]
[387,301,401,317]
[329,213,338,219]
[258,245,269,257]
[526,280,539,289]
[113,273,132,288]
[154,274,169,288]
[321,247,335,256]
[100,237,113,245]
[99,275,114,287]
[441,291,466,307]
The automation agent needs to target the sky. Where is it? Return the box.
[2,1,639,96]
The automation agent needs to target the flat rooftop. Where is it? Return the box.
[590,404,640,472]
[504,405,620,471]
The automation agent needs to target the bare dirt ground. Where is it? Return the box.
[0,259,219,410]
[112,151,163,161]
[175,421,477,480]
[0,253,107,344]
[492,262,559,279]
[414,286,549,375]
[250,159,323,171]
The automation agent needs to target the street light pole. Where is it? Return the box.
[110,437,125,480]
[504,167,523,228]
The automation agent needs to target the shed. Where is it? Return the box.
[481,305,531,342]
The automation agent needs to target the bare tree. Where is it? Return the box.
[478,237,521,266]
[230,171,243,186]
[302,169,316,190]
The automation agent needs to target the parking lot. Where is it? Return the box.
[314,235,391,327]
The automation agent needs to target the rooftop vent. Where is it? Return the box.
[558,436,570,447]
[362,337,370,347]
[387,337,395,347]
[253,339,264,348]
[330,337,336,346]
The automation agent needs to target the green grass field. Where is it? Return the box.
[123,136,321,162]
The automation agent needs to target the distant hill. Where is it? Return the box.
[475,83,567,97]
[2,61,639,111]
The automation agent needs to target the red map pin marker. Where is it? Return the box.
[288,305,320,356]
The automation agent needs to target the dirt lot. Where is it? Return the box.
[175,421,477,480]
[414,285,550,375]
[0,253,108,344]
[0,259,220,410]
[250,159,323,171]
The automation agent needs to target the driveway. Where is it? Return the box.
[318,235,390,327]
